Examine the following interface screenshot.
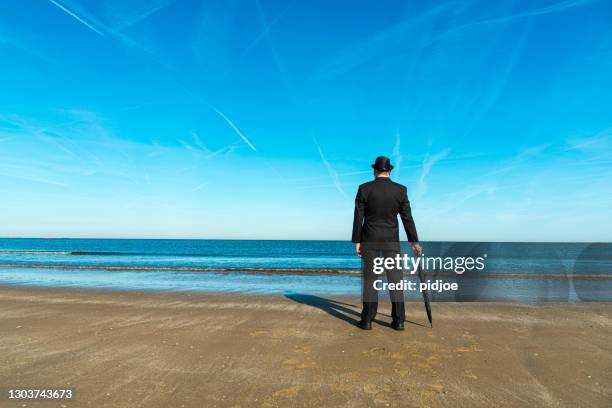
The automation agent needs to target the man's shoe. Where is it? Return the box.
[391,321,405,331]
[357,320,372,330]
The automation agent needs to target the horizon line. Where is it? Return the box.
[0,237,609,244]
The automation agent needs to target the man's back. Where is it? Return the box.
[352,156,421,330]
[352,177,418,243]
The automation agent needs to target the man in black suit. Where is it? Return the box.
[352,156,422,331]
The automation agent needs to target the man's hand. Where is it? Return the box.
[411,242,423,257]
[355,242,361,257]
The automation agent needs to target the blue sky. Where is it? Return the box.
[0,0,611,241]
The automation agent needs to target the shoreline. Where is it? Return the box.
[1,284,611,407]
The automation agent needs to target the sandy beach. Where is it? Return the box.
[1,285,611,407]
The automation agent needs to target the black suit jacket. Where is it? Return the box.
[352,177,419,243]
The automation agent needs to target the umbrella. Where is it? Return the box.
[416,265,433,327]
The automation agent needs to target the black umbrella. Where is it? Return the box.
[417,265,433,327]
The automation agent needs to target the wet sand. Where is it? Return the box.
[1,285,611,407]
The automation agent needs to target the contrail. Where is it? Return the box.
[179,140,200,157]
[116,0,175,31]
[191,131,210,153]
[206,141,241,159]
[209,106,257,152]
[241,0,293,57]
[46,1,257,154]
[47,0,106,37]
[176,88,257,153]
[253,0,294,99]
[314,138,346,198]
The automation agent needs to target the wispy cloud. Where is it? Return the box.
[119,101,156,112]
[449,0,598,32]
[0,162,70,187]
[282,170,371,183]
[313,138,347,198]
[0,170,69,187]
[296,182,353,191]
[108,0,175,31]
[0,34,60,66]
[565,129,612,152]
[312,0,597,82]
[455,183,497,204]
[191,131,210,153]
[415,148,450,198]
[180,135,242,161]
[46,0,106,37]
[488,144,548,176]
[36,132,80,159]
[433,183,497,215]
[460,25,529,139]
[310,3,450,81]
[192,182,211,192]
[147,138,169,158]
[392,133,402,178]
[0,112,163,187]
[0,114,82,160]
[179,139,200,157]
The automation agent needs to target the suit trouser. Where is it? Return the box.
[361,246,405,323]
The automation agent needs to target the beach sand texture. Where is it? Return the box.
[1,285,611,407]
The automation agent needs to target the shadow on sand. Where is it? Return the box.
[284,293,427,329]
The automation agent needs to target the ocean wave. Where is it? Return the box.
[0,263,360,275]
[0,250,73,255]
[0,250,351,257]
[0,250,167,256]
[0,263,611,279]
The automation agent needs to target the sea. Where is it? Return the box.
[0,238,610,303]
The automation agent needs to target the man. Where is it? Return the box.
[352,156,422,331]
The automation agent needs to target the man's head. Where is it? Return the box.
[371,156,393,178]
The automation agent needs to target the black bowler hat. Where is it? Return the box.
[371,156,394,172]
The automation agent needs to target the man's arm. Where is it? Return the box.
[352,186,365,244]
[399,187,422,255]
